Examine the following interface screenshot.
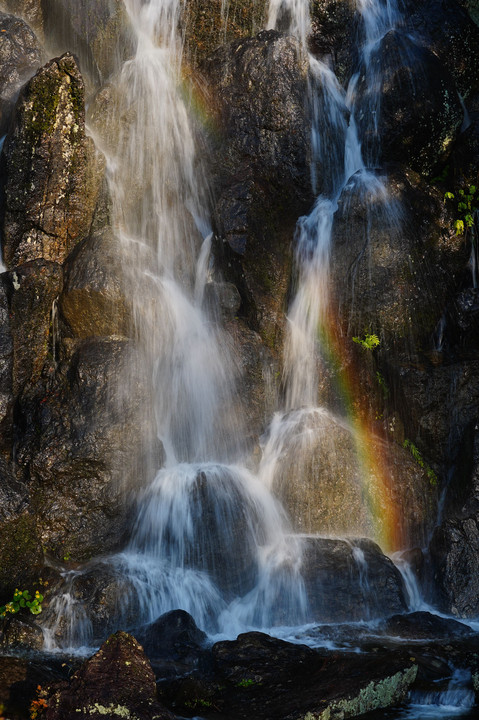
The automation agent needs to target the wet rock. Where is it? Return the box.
[0,11,42,135]
[15,337,152,562]
[134,609,210,678]
[1,53,103,269]
[310,0,357,82]
[0,614,44,651]
[330,166,467,352]
[40,560,141,648]
[198,632,418,720]
[203,30,313,347]
[7,260,63,395]
[356,31,463,175]
[43,631,174,720]
[224,316,277,444]
[41,0,132,85]
[300,537,407,622]
[0,653,74,720]
[0,275,13,446]
[60,227,130,339]
[382,611,474,639]
[0,513,44,600]
[405,0,479,98]
[266,408,437,547]
[183,0,267,68]
[391,360,479,472]
[429,423,479,617]
[1,0,44,38]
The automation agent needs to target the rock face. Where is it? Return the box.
[358,31,464,175]
[330,166,467,351]
[300,537,408,622]
[429,425,479,617]
[43,632,173,720]
[15,337,149,561]
[266,408,437,547]
[1,53,102,268]
[404,0,479,98]
[203,30,313,347]
[183,0,267,67]
[0,11,42,134]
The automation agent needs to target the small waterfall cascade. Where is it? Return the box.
[259,0,405,544]
[41,0,432,650]
[407,668,475,717]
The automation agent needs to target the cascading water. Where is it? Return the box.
[43,0,432,651]
[259,0,406,544]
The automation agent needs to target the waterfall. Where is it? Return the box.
[39,0,428,650]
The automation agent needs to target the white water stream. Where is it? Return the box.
[43,0,435,651]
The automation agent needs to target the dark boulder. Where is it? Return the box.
[15,337,152,562]
[300,536,407,622]
[382,611,474,639]
[1,53,103,268]
[183,0,267,68]
[203,30,313,347]
[429,423,479,617]
[133,609,210,678]
[404,0,479,98]
[356,31,463,175]
[7,260,63,395]
[43,631,174,720]
[330,166,467,352]
[60,227,130,339]
[310,0,357,82]
[202,632,417,720]
[0,11,42,135]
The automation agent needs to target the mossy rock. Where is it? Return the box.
[0,514,43,601]
[182,0,267,68]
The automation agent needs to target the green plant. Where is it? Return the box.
[403,439,437,487]
[236,678,257,688]
[444,185,477,237]
[352,333,380,351]
[0,589,44,618]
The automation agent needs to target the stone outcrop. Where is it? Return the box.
[43,632,174,720]
[0,11,42,135]
[203,30,313,347]
[1,53,102,269]
[300,537,407,622]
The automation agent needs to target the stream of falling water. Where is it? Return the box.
[43,0,420,651]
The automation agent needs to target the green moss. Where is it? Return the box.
[302,666,418,720]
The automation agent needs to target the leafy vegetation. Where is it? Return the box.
[403,439,437,487]
[444,185,477,237]
[0,588,44,618]
[352,333,380,351]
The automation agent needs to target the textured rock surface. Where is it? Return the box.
[356,31,463,175]
[203,30,313,347]
[60,227,130,339]
[15,337,151,562]
[330,166,467,351]
[405,0,479,98]
[429,425,479,617]
[43,632,174,720]
[0,10,42,134]
[310,0,357,81]
[265,408,438,547]
[183,0,267,67]
[1,53,103,268]
[40,0,132,84]
[300,537,407,622]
